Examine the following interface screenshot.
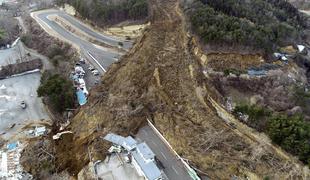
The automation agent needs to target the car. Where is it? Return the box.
[155,157,165,170]
[91,69,99,76]
[20,101,27,109]
[88,66,95,71]
[79,58,86,64]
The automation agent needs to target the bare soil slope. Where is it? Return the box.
[43,0,309,179]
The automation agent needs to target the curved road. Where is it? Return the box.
[33,9,132,73]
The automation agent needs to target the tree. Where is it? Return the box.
[268,115,310,165]
[38,74,75,112]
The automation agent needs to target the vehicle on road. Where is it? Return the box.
[79,58,86,64]
[91,69,99,76]
[155,157,165,170]
[88,65,95,71]
[20,101,27,109]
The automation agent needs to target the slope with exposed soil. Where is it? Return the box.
[23,0,309,179]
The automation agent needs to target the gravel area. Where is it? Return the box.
[0,72,50,140]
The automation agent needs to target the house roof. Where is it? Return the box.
[132,147,161,180]
[103,134,162,180]
[104,133,126,146]
[136,142,155,160]
[103,133,137,151]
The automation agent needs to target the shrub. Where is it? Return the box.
[21,34,32,46]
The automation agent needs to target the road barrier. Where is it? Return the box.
[86,51,107,73]
[146,118,201,180]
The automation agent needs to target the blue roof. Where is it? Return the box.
[76,89,87,105]
[7,142,18,150]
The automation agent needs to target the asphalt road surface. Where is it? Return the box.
[34,10,132,74]
[136,126,192,180]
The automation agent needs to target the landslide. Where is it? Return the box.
[47,0,309,179]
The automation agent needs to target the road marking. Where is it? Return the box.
[87,51,107,72]
[172,166,180,175]
[160,151,167,160]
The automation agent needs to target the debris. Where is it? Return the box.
[297,45,305,53]
[53,131,73,140]
[103,133,163,180]
[34,126,46,137]
[7,142,19,151]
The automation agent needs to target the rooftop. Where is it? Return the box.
[103,133,162,180]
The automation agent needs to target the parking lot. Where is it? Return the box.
[0,72,50,139]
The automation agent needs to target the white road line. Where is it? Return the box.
[160,151,167,160]
[172,166,180,175]
[87,51,107,72]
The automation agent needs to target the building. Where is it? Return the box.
[103,133,162,180]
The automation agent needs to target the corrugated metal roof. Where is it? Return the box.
[103,134,161,180]
[132,148,162,180]
[123,136,137,151]
[136,142,155,161]
[104,133,125,146]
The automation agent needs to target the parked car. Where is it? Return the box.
[92,69,99,76]
[79,58,86,64]
[20,101,27,109]
[88,65,95,71]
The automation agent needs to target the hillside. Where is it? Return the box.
[183,0,308,53]
[19,0,310,179]
[56,0,148,26]
[289,0,310,10]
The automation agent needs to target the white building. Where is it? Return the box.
[104,133,162,180]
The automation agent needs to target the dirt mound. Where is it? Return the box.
[23,0,309,179]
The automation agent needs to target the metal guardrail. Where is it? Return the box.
[146,118,201,180]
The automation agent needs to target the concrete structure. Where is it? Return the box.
[103,133,162,180]
[96,153,144,180]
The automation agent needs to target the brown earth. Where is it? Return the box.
[22,0,309,179]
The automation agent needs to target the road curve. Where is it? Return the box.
[32,9,132,74]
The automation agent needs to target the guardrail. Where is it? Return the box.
[146,118,201,180]
[86,51,107,73]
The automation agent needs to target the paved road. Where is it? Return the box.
[136,126,192,180]
[33,10,132,74]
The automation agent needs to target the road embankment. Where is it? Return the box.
[0,59,42,79]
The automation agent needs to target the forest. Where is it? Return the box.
[233,104,310,166]
[187,0,308,52]
[56,0,148,26]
